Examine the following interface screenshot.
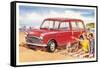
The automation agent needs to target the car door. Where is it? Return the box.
[57,21,71,46]
[70,21,79,42]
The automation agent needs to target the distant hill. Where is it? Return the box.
[86,23,95,28]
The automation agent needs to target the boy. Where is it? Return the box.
[88,33,95,57]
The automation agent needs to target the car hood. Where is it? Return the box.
[27,28,58,37]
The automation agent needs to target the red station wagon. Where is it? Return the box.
[25,18,86,52]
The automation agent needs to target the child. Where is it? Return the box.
[81,33,90,53]
[72,33,90,58]
[88,33,95,57]
[72,33,90,53]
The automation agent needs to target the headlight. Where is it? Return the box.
[40,36,43,40]
[40,34,44,40]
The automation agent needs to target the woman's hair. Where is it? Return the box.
[89,33,93,37]
[80,35,84,40]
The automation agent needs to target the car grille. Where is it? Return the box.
[26,36,41,44]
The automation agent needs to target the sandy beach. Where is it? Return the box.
[19,32,91,63]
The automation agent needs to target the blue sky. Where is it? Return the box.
[19,5,95,28]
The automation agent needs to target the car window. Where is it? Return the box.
[77,22,84,29]
[71,22,78,30]
[41,21,54,29]
[59,22,70,30]
[49,21,54,29]
[41,21,49,28]
[54,21,60,29]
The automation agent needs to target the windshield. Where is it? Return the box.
[40,20,54,29]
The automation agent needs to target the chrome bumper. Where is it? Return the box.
[26,42,47,47]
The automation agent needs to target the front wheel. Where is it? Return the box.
[47,40,56,52]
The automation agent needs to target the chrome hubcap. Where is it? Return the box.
[50,42,55,51]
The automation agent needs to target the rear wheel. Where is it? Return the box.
[47,40,56,52]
